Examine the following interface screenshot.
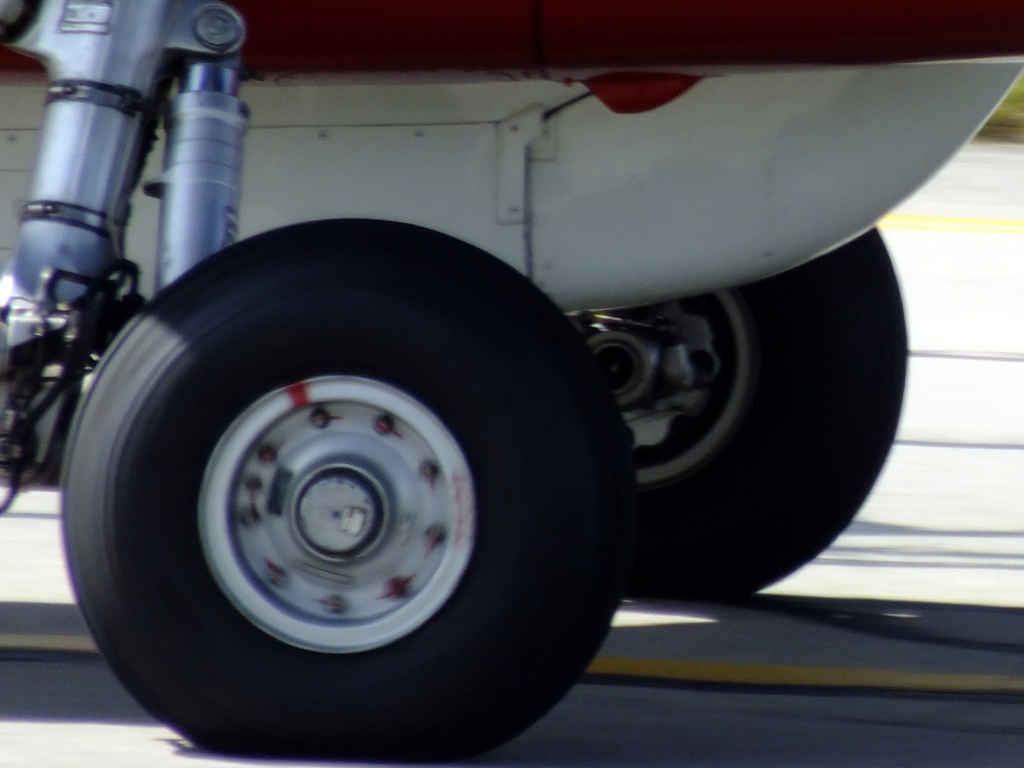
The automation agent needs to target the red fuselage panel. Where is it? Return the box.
[543,1,1024,68]
[237,0,538,73]
[1,1,1023,74]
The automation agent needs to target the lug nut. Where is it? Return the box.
[425,524,448,552]
[238,502,261,528]
[317,594,347,615]
[374,413,395,435]
[264,560,287,586]
[256,444,278,463]
[244,475,263,492]
[382,575,414,599]
[310,407,334,429]
[420,461,440,487]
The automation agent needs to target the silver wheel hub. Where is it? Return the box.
[199,377,476,653]
[293,468,385,559]
[583,293,758,488]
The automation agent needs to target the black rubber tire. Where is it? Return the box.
[62,220,635,760]
[628,229,906,599]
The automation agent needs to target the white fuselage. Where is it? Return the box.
[0,62,1019,309]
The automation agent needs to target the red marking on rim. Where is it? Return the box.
[381,576,414,599]
[285,381,311,409]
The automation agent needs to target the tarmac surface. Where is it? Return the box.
[1,142,1024,765]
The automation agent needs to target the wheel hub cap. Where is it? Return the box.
[199,377,476,653]
[294,468,385,559]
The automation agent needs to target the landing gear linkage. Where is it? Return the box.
[0,259,141,512]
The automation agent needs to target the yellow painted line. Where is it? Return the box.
[588,657,1024,695]
[880,213,1024,234]
[0,634,97,653]
[2,635,1020,695]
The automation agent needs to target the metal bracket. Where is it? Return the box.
[166,1,245,59]
[22,200,109,237]
[496,106,549,226]
[46,79,147,116]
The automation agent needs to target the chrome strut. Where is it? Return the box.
[0,0,248,502]
[150,62,248,289]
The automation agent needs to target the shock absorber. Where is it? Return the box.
[150,62,249,289]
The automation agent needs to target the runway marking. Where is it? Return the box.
[880,213,1024,235]
[911,350,1024,364]
[0,634,97,653]
[896,438,1024,451]
[6,636,1023,696]
[587,657,1024,695]
[612,608,716,628]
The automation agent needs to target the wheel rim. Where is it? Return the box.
[624,292,759,488]
[199,376,476,653]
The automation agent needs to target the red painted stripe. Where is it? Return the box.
[285,381,311,409]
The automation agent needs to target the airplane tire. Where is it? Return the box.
[63,220,635,759]
[628,229,906,599]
